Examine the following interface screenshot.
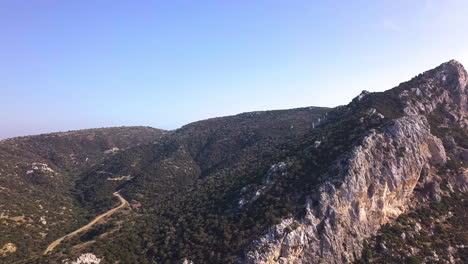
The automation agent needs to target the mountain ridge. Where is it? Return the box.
[1,60,466,264]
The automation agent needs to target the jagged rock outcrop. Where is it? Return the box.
[245,60,467,263]
[0,243,16,257]
[400,60,467,125]
[178,259,195,264]
[63,253,102,264]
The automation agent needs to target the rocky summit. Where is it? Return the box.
[0,61,466,264]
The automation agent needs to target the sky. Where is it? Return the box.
[1,0,468,139]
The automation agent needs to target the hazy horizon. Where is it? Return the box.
[2,0,468,139]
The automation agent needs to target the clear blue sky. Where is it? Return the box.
[1,0,468,139]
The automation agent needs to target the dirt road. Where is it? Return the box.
[43,191,129,255]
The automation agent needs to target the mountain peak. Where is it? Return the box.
[433,59,467,88]
[390,60,467,121]
[445,59,463,66]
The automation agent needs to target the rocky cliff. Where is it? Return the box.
[245,60,467,264]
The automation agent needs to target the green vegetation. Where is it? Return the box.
[0,127,163,262]
[357,193,468,264]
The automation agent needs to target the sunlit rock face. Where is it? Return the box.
[245,60,467,264]
[0,243,17,257]
[63,253,102,264]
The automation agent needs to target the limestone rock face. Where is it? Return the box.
[0,243,17,257]
[63,253,102,264]
[402,60,467,126]
[246,116,436,264]
[244,60,467,264]
[179,259,195,264]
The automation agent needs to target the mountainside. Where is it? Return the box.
[75,107,330,214]
[1,61,467,264]
[0,127,166,262]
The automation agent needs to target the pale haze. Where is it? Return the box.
[1,0,468,139]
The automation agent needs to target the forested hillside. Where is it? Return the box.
[0,127,165,262]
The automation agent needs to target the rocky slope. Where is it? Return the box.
[358,191,467,263]
[245,60,467,264]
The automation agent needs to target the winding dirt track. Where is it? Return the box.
[43,192,129,255]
